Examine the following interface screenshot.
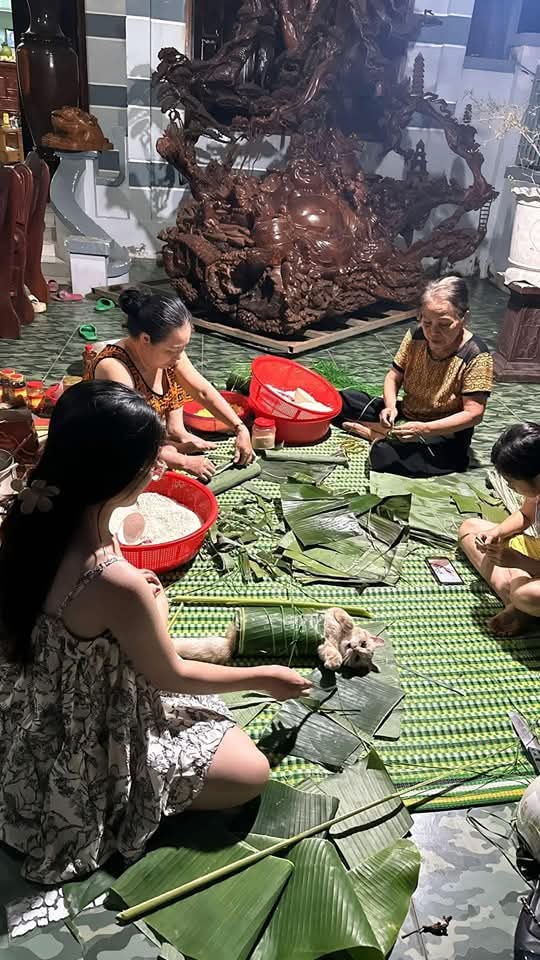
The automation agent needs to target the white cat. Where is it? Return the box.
[173,607,384,673]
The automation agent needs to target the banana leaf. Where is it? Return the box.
[110,836,293,960]
[281,480,338,502]
[288,508,363,547]
[334,674,404,738]
[262,450,349,466]
[159,946,186,960]
[451,492,479,513]
[209,461,262,495]
[304,667,403,741]
[258,699,363,770]
[348,840,421,956]
[289,534,408,586]
[220,691,274,728]
[369,471,500,547]
[259,460,336,485]
[347,492,382,515]
[235,607,326,657]
[481,503,508,524]
[248,780,338,839]
[303,751,413,867]
[250,838,381,960]
[64,868,116,917]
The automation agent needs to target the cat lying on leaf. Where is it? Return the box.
[174,607,384,673]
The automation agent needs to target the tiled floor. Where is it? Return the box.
[0,272,538,959]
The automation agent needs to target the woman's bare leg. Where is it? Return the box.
[341,421,389,443]
[190,726,270,811]
[459,518,536,635]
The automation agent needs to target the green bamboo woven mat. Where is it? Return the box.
[165,433,540,811]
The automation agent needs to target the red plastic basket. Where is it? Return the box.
[250,357,342,423]
[119,472,219,573]
[183,391,251,434]
[249,356,341,444]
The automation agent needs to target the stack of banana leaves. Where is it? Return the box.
[278,478,409,586]
[369,470,508,550]
[79,764,420,960]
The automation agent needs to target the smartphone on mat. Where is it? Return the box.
[426,557,463,586]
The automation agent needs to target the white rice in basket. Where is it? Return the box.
[110,492,201,545]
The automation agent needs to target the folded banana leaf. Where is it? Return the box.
[235,607,326,657]
[259,460,336,485]
[370,471,507,548]
[302,751,413,867]
[305,665,404,741]
[248,780,338,839]
[348,840,421,956]
[250,838,381,960]
[287,533,408,587]
[481,503,508,524]
[209,461,262,495]
[261,449,349,466]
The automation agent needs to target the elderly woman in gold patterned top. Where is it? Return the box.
[336,276,493,478]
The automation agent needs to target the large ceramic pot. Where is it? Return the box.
[16,0,79,149]
[505,185,540,287]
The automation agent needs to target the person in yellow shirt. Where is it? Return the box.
[460,422,540,636]
[336,276,493,477]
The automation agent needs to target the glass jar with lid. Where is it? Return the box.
[26,380,45,412]
[252,416,276,450]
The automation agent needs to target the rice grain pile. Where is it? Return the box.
[111,492,201,545]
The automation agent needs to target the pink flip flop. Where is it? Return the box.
[51,288,84,303]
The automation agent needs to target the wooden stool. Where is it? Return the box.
[494,282,540,383]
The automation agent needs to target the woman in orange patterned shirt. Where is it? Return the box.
[336,276,493,477]
[86,287,253,481]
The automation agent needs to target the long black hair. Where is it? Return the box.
[0,380,165,662]
[491,422,540,481]
[119,285,192,343]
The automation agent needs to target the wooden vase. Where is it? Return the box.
[16,0,79,149]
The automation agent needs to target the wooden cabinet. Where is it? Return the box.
[0,61,19,115]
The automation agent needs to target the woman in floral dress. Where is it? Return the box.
[0,380,310,883]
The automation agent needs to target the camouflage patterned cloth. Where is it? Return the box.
[0,804,529,959]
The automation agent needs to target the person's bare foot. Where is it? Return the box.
[487,604,535,637]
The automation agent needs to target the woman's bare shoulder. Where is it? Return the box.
[94,353,134,387]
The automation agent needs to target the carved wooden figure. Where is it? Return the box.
[152,0,498,339]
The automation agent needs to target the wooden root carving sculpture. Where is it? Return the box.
[154,0,498,338]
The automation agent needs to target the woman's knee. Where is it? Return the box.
[214,728,270,793]
[458,517,490,539]
[243,746,271,795]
